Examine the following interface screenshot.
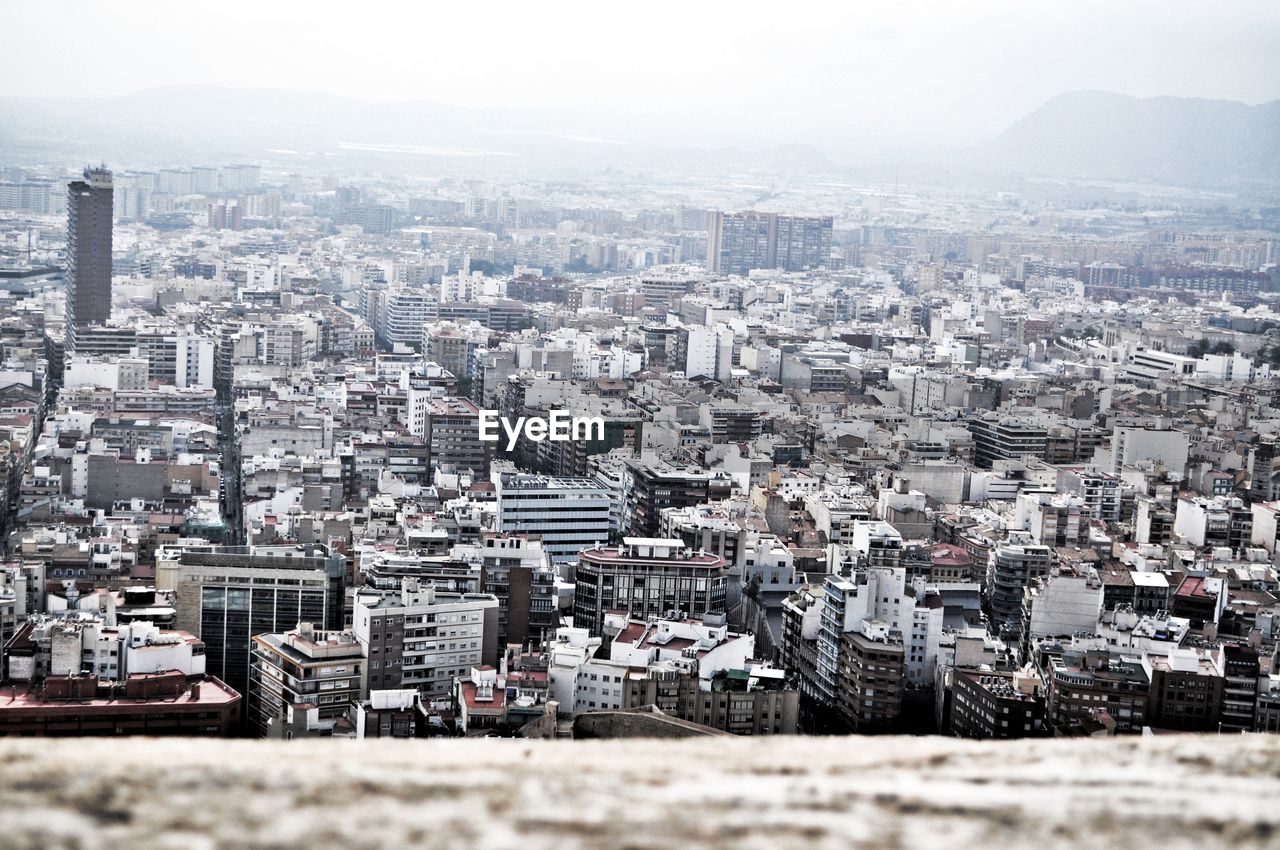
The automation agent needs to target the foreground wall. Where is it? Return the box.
[0,735,1277,849]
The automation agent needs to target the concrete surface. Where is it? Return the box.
[0,734,1277,849]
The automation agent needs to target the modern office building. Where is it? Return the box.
[624,460,733,538]
[165,544,348,696]
[495,472,615,566]
[572,538,728,635]
[65,166,114,353]
[968,416,1049,470]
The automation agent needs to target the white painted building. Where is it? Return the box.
[7,613,206,683]
[1023,569,1104,642]
[546,626,631,713]
[609,613,754,687]
[176,334,216,388]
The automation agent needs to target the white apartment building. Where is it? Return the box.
[547,626,631,712]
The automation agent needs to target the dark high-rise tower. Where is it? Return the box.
[65,165,114,353]
[1252,434,1279,503]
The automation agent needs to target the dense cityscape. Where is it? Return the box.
[5,5,1280,847]
[0,146,1277,744]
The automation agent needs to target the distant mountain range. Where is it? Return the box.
[965,90,1280,190]
[1,86,1277,190]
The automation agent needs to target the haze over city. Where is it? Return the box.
[4,1,1278,154]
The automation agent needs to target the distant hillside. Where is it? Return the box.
[967,91,1280,188]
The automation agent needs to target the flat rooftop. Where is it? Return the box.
[500,474,609,491]
[582,546,724,567]
[0,677,239,710]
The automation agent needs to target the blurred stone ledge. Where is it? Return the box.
[0,734,1277,849]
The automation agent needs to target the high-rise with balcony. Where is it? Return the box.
[352,579,499,701]
[65,166,114,354]
[248,623,365,738]
[988,540,1052,634]
[478,533,558,649]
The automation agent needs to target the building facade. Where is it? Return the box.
[572,538,728,635]
[65,166,114,353]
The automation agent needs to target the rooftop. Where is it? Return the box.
[1175,576,1214,600]
[0,676,239,709]
[580,544,725,567]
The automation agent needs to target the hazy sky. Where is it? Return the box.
[3,1,1278,152]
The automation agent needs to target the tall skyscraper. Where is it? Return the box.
[65,165,114,353]
[706,210,832,275]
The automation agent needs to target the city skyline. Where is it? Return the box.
[2,7,1280,846]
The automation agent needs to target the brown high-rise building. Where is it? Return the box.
[65,165,114,353]
[837,630,905,732]
[1251,434,1280,503]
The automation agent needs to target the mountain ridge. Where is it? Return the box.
[966,90,1280,189]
